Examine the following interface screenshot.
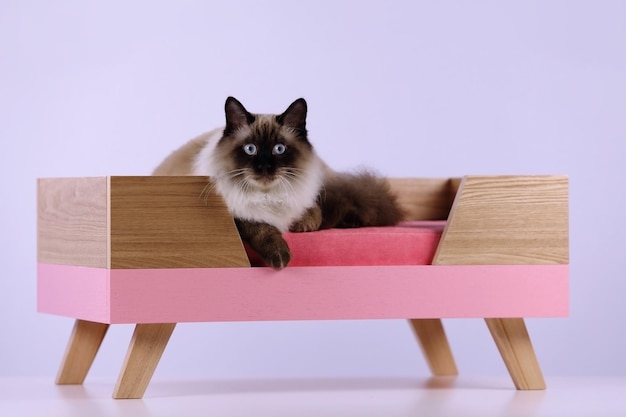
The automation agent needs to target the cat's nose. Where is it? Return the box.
[256,162,274,174]
[256,164,270,174]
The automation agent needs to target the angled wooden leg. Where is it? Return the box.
[56,319,110,384]
[485,318,546,390]
[113,323,176,399]
[409,319,458,375]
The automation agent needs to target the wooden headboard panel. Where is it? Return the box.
[387,177,461,221]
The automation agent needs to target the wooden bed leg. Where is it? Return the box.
[113,323,176,399]
[56,319,109,385]
[409,319,458,375]
[485,318,546,390]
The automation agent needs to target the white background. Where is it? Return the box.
[1,1,625,380]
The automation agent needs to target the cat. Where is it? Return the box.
[153,97,404,269]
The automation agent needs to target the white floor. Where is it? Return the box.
[1,376,624,417]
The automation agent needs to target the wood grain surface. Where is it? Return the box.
[108,176,250,269]
[55,319,110,385]
[37,177,108,268]
[388,177,460,221]
[113,323,176,399]
[485,317,546,390]
[409,319,458,375]
[37,176,250,269]
[434,175,569,265]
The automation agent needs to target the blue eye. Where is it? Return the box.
[273,143,286,155]
[243,144,257,155]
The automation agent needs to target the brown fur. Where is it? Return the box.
[318,171,406,229]
[289,205,323,232]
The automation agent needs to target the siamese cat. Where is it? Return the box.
[153,97,404,268]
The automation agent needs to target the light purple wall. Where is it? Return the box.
[1,1,625,378]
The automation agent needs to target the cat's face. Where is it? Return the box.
[212,97,316,190]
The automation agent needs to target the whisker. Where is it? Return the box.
[278,176,293,196]
[199,168,250,205]
[199,178,217,204]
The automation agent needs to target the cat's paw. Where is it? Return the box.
[289,205,322,232]
[234,218,292,269]
[261,240,292,269]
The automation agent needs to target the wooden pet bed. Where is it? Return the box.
[37,175,569,399]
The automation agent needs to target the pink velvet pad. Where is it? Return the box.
[246,221,445,267]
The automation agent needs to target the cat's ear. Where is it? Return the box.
[277,98,307,133]
[224,97,255,134]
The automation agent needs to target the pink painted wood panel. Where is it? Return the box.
[37,264,111,323]
[38,263,568,324]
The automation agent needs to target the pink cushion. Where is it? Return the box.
[246,221,445,267]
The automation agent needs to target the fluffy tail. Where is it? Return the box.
[318,170,405,229]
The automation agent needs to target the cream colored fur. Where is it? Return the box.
[153,126,328,232]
